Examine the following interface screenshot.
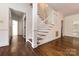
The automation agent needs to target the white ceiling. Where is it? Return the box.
[48,3,79,16]
[10,3,32,17]
[10,8,25,18]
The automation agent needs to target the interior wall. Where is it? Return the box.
[32,3,38,48]
[0,3,30,47]
[10,12,18,36]
[63,14,79,37]
[46,7,63,40]
[26,5,32,42]
[18,17,23,35]
[0,4,9,47]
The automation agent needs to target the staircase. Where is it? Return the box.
[37,12,54,46]
[35,4,61,47]
[37,4,57,46]
[37,23,54,45]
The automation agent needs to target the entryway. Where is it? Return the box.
[9,8,26,54]
[12,20,18,36]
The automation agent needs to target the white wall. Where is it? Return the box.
[32,3,38,48]
[0,3,30,47]
[46,9,63,39]
[63,14,79,37]
[0,4,9,47]
[26,5,32,42]
[18,17,23,35]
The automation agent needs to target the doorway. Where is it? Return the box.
[9,8,26,47]
[12,20,18,36]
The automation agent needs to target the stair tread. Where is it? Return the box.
[38,29,51,31]
[37,41,40,44]
[38,29,51,30]
[38,34,46,36]
[38,32,48,34]
[38,31,49,33]
[37,36,44,38]
[37,37,43,40]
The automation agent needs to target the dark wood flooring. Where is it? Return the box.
[0,36,79,56]
[0,36,36,56]
[34,36,79,56]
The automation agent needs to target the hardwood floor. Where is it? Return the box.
[0,36,36,56]
[34,36,79,56]
[0,36,79,56]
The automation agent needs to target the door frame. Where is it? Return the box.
[9,8,26,45]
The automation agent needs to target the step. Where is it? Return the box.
[37,32,48,35]
[38,33,46,36]
[48,25,53,27]
[37,41,40,44]
[37,39,45,45]
[37,30,50,32]
[38,25,52,28]
[37,37,43,40]
[37,29,51,32]
[37,38,44,45]
[48,24,53,26]
[37,35,45,38]
[38,32,48,34]
[50,24,54,25]
[38,28,52,30]
[48,26,53,28]
[38,31,48,33]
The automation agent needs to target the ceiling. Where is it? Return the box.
[10,8,25,18]
[48,3,79,16]
[10,3,32,18]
